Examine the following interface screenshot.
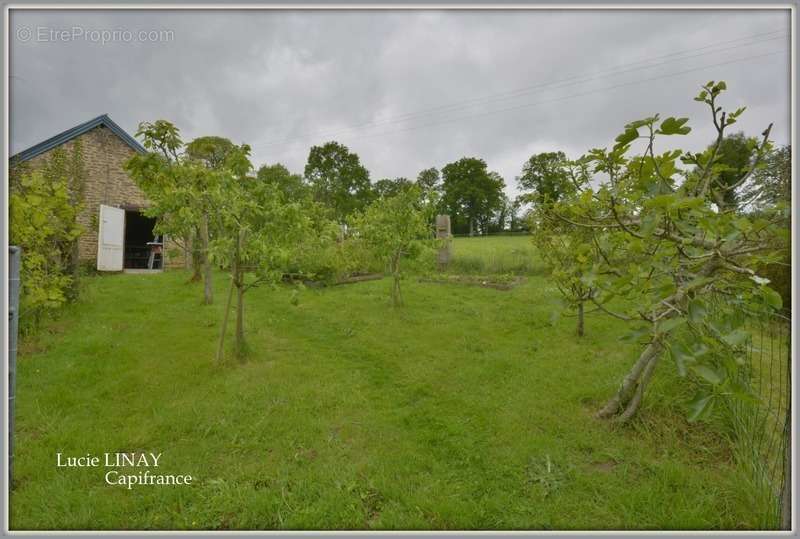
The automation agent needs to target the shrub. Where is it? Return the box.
[10,170,82,333]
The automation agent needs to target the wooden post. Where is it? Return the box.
[435,214,452,271]
[9,246,20,486]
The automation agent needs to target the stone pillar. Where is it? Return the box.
[435,214,452,270]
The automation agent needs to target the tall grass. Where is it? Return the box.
[447,236,543,276]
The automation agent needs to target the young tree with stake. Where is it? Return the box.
[354,186,432,307]
[528,156,594,335]
[532,212,598,337]
[185,136,239,305]
[209,145,310,361]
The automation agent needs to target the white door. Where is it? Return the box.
[97,205,125,271]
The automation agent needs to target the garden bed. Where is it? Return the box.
[418,273,525,290]
[283,272,384,288]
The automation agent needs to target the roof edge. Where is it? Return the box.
[11,114,146,163]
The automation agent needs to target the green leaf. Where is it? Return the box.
[658,117,691,136]
[657,317,685,334]
[721,329,749,348]
[579,271,597,287]
[684,275,714,291]
[639,212,658,236]
[729,381,759,405]
[691,364,724,385]
[687,299,707,324]
[691,341,710,358]
[762,286,783,310]
[668,341,695,377]
[614,127,639,149]
[625,118,653,130]
[687,393,714,422]
[620,325,650,343]
[645,194,676,209]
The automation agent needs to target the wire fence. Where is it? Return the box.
[729,309,791,529]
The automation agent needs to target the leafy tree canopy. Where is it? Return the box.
[745,144,791,211]
[441,157,505,235]
[185,136,237,169]
[699,131,758,210]
[257,163,310,202]
[304,141,372,222]
[373,177,413,199]
[417,167,441,193]
[518,151,575,205]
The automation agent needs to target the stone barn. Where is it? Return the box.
[11,114,184,271]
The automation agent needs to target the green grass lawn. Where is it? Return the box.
[11,237,763,530]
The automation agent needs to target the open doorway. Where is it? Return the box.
[124,210,162,269]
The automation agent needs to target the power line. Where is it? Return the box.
[256,48,786,150]
[252,30,785,148]
[249,29,787,150]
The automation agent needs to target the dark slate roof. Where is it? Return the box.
[11,114,146,163]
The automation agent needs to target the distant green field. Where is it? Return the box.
[449,235,541,275]
[11,236,766,530]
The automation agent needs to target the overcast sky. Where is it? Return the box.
[9,8,791,199]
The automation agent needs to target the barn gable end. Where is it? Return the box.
[11,115,185,269]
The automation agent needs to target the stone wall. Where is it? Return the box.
[15,125,186,269]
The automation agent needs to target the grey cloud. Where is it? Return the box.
[10,8,791,199]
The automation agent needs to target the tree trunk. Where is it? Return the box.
[596,341,663,421]
[201,212,213,305]
[469,216,475,237]
[183,235,191,270]
[392,273,402,307]
[190,228,202,282]
[390,253,402,307]
[235,279,245,360]
[215,277,236,363]
[616,350,661,422]
[233,230,246,361]
[577,301,584,337]
[596,262,720,422]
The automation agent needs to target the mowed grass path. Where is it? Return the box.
[12,239,759,530]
